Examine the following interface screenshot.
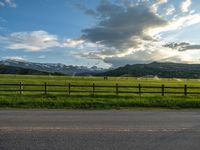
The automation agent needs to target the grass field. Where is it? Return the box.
[0,74,200,109]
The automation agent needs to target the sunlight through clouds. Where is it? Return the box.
[69,0,200,67]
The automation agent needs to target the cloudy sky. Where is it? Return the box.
[1,0,200,68]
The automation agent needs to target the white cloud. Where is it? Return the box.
[3,56,27,61]
[161,50,200,64]
[4,0,16,8]
[0,0,16,8]
[181,0,192,13]
[63,39,84,48]
[146,14,200,37]
[165,5,175,16]
[103,41,200,67]
[0,31,61,51]
[150,0,168,14]
[38,55,46,59]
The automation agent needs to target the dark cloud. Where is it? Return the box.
[96,0,124,18]
[81,0,166,50]
[74,3,97,17]
[164,42,200,51]
[184,45,200,50]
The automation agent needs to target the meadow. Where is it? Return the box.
[1,74,200,109]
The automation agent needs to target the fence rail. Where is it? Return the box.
[0,82,200,96]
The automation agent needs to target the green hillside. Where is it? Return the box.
[98,62,200,78]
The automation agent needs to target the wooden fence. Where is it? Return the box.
[0,82,200,96]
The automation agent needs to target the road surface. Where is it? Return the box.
[0,110,200,150]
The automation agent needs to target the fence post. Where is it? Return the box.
[44,82,47,95]
[93,83,95,96]
[138,84,141,96]
[19,82,23,95]
[68,83,71,96]
[116,84,119,95]
[162,84,164,96]
[184,84,187,96]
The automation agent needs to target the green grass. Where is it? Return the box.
[0,74,200,109]
[1,94,200,109]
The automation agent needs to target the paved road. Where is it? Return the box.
[0,110,200,150]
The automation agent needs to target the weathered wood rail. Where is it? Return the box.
[0,83,200,96]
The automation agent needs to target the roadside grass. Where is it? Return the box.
[0,74,200,109]
[1,94,200,109]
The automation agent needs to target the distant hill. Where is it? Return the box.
[0,59,107,76]
[97,62,200,78]
[0,65,63,75]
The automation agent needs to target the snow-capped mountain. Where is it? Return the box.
[0,59,107,76]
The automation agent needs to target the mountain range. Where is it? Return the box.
[98,62,200,78]
[0,59,107,76]
[1,60,200,78]
[0,64,63,75]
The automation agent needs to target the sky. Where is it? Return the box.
[1,0,200,68]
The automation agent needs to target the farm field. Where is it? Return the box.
[1,74,200,109]
[0,74,198,85]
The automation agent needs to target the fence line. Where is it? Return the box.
[0,82,200,96]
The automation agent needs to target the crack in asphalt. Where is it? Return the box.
[0,127,194,132]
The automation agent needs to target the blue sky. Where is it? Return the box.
[1,0,200,68]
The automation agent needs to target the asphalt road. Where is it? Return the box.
[0,110,200,150]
